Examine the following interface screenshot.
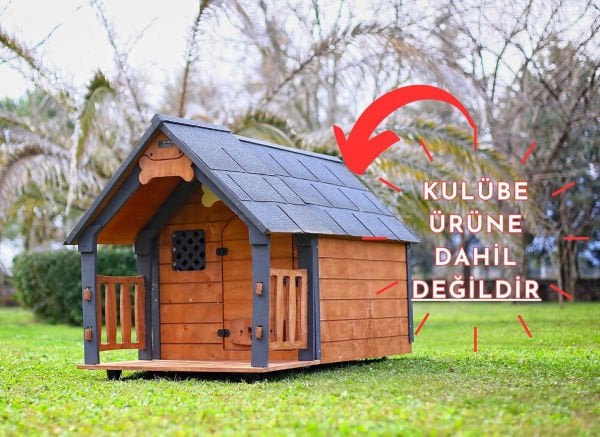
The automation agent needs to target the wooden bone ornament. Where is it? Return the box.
[138,139,195,185]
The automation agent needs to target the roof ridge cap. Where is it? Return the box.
[154,113,230,132]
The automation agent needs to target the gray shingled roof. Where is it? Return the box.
[66,114,419,244]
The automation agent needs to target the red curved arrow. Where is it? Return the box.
[333,84,478,174]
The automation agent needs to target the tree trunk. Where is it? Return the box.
[557,239,577,304]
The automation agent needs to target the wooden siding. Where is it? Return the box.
[318,236,411,363]
[159,189,297,361]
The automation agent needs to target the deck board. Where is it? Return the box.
[78,359,320,373]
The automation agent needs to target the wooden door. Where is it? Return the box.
[159,195,238,360]
[221,217,254,350]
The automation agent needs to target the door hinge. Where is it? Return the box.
[216,247,229,256]
[217,328,230,338]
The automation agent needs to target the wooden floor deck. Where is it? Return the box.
[78,359,321,373]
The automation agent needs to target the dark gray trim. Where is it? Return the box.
[79,227,99,365]
[135,235,153,360]
[249,226,270,368]
[407,243,414,343]
[150,237,161,359]
[295,234,321,361]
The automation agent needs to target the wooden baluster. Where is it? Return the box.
[134,279,146,349]
[105,280,117,346]
[276,273,285,346]
[96,280,104,346]
[120,282,132,345]
[299,273,308,348]
[288,274,297,346]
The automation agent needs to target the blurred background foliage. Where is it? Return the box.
[0,0,598,301]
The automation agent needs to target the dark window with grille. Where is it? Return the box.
[172,229,206,271]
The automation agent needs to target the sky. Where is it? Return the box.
[0,1,211,267]
[0,0,201,102]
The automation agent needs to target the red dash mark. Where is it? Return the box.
[517,315,532,338]
[375,280,399,295]
[414,312,430,336]
[473,327,478,352]
[362,236,388,241]
[549,284,574,300]
[563,236,590,241]
[378,176,402,192]
[520,140,537,164]
[551,181,576,196]
[418,138,434,162]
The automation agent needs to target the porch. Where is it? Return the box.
[81,266,317,374]
[78,359,320,374]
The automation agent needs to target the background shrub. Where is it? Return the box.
[12,247,136,325]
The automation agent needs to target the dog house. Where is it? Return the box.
[65,114,419,378]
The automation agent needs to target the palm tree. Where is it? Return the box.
[0,0,536,258]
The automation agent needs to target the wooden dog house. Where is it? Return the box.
[65,114,419,377]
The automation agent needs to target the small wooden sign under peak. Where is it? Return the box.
[138,134,194,184]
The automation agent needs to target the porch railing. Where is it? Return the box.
[95,275,146,351]
[269,268,308,350]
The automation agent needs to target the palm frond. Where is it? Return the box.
[261,22,394,105]
[230,110,303,148]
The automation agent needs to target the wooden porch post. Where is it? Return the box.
[79,226,100,365]
[249,226,270,368]
[134,231,154,360]
[295,234,321,361]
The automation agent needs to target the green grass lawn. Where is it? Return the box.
[1,303,598,436]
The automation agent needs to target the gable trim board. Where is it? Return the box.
[65,114,419,246]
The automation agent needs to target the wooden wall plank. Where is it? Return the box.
[160,282,222,304]
[321,317,408,342]
[160,303,223,324]
[319,258,407,280]
[223,259,253,281]
[219,218,248,240]
[320,335,411,363]
[222,280,252,301]
[159,222,229,245]
[318,237,406,261]
[159,262,222,284]
[161,344,297,361]
[320,279,407,300]
[169,201,235,224]
[320,299,408,320]
[223,301,254,321]
[161,323,222,344]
